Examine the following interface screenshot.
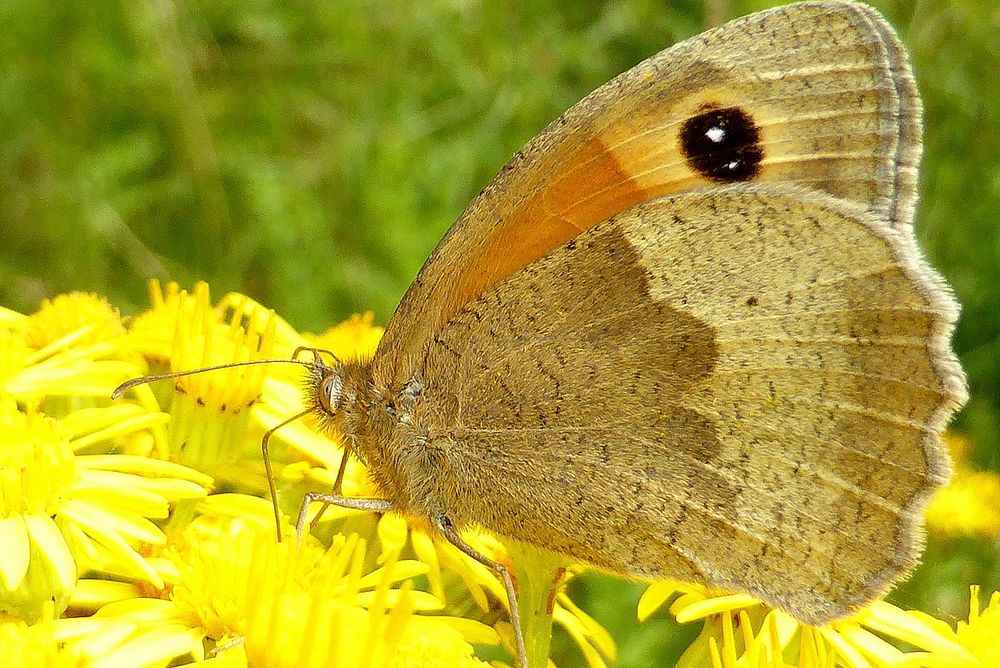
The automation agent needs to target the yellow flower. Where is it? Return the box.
[0,405,76,622]
[128,281,304,365]
[0,400,210,622]
[226,517,495,668]
[125,282,349,510]
[0,292,206,623]
[957,588,1000,664]
[57,513,496,667]
[139,283,278,477]
[903,586,1000,667]
[638,582,979,668]
[0,328,32,390]
[55,596,207,668]
[24,292,125,350]
[0,305,26,328]
[926,433,1000,538]
[0,603,82,668]
[952,587,1000,665]
[1,293,145,415]
[356,513,616,667]
[554,585,617,668]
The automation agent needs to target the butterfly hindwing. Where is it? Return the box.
[414,184,963,623]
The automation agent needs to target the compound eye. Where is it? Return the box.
[319,372,344,414]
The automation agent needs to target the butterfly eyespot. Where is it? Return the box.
[680,105,763,183]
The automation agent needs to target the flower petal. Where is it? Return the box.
[0,515,31,590]
[673,593,762,623]
[88,624,205,668]
[56,500,162,586]
[861,601,977,661]
[77,454,213,488]
[637,582,679,622]
[24,514,76,592]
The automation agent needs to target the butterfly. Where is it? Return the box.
[295,2,967,665]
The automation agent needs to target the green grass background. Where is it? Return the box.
[2,0,997,665]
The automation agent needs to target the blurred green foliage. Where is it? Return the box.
[2,1,997,665]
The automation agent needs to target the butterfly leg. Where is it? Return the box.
[261,407,312,542]
[294,492,394,543]
[206,635,245,658]
[305,442,354,530]
[262,412,358,541]
[435,514,528,668]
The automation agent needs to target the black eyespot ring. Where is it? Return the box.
[680,105,763,182]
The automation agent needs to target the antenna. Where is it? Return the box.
[111,347,343,542]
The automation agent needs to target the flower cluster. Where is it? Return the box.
[0,283,501,666]
[0,282,996,667]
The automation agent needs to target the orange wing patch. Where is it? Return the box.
[448,134,648,330]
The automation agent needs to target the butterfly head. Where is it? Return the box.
[303,350,348,421]
[303,349,376,440]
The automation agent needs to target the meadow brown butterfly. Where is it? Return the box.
[297,1,967,664]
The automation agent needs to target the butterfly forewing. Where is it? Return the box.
[373,1,921,391]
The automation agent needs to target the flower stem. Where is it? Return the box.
[506,540,571,667]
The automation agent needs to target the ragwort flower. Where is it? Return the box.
[638,582,979,668]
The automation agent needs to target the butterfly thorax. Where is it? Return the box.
[309,357,452,520]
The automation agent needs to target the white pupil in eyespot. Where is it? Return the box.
[706,126,725,143]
